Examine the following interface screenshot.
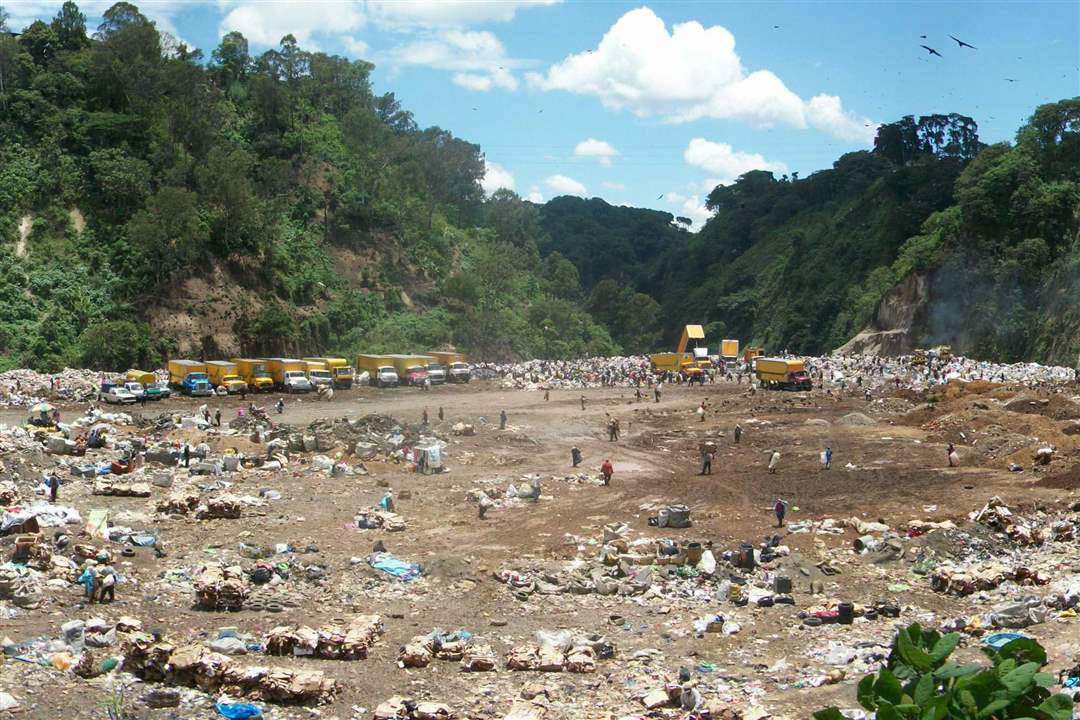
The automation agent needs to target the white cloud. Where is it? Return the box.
[545,174,586,196]
[481,161,515,194]
[527,7,876,143]
[602,181,626,191]
[392,30,519,91]
[367,0,559,28]
[525,187,544,203]
[683,139,788,184]
[342,36,369,57]
[662,192,712,231]
[574,138,619,166]
[219,2,365,48]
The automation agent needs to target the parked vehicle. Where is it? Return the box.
[425,362,446,384]
[167,360,213,396]
[125,369,156,386]
[388,355,429,386]
[232,359,274,392]
[206,361,248,394]
[357,355,400,388]
[304,361,335,390]
[99,383,136,404]
[122,382,146,400]
[147,382,172,399]
[264,359,313,393]
[304,357,355,388]
[755,358,813,391]
[447,361,471,383]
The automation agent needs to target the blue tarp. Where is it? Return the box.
[215,702,263,719]
[368,552,421,582]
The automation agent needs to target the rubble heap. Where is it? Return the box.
[264,615,384,660]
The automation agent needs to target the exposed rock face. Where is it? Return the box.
[836,274,929,356]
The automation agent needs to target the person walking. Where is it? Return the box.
[607,417,617,442]
[600,459,614,486]
[580,395,586,411]
[182,443,191,469]
[947,442,958,467]
[774,498,788,528]
[700,449,713,475]
[767,450,780,474]
[500,410,507,430]
[734,424,742,444]
[654,385,662,403]
[544,388,550,401]
[48,473,60,502]
[823,446,833,469]
[78,564,98,604]
[571,446,582,468]
[438,406,444,421]
[214,409,221,428]
[697,401,706,422]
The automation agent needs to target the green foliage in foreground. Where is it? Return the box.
[814,623,1074,720]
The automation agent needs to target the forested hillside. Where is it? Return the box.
[1,2,1076,370]
[564,106,1080,365]
[0,1,621,371]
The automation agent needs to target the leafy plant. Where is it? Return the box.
[814,623,1073,720]
[97,683,131,720]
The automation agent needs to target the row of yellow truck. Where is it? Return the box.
[158,352,469,395]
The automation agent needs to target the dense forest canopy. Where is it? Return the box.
[0,2,1077,370]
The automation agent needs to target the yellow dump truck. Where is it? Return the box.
[755,358,813,391]
[649,352,703,377]
[721,339,740,369]
[304,357,354,388]
[357,354,400,387]
[125,369,156,386]
[264,358,313,393]
[428,351,463,366]
[388,354,431,386]
[743,347,765,365]
[232,358,274,392]
[205,361,248,394]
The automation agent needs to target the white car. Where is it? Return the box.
[99,385,136,404]
[283,371,313,393]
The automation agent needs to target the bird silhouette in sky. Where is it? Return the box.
[657,194,664,200]
[949,35,977,49]
[1005,78,1018,82]
[921,45,943,57]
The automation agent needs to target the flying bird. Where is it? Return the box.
[921,45,943,57]
[1005,78,1017,82]
[949,35,976,49]
[920,34,927,39]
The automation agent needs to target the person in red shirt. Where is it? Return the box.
[600,459,614,486]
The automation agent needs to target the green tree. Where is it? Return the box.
[19,20,58,65]
[210,30,249,87]
[51,1,89,51]
[127,186,209,283]
[78,320,152,370]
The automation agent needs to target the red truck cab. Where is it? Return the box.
[405,367,429,385]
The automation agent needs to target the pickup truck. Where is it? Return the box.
[123,382,146,400]
[447,362,471,383]
[283,370,313,393]
[99,384,137,404]
[147,382,172,399]
[307,368,334,390]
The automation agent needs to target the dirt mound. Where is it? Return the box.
[1004,395,1080,421]
[838,412,876,426]
[1035,463,1080,490]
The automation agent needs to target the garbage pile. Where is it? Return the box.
[505,630,614,673]
[193,563,249,610]
[264,615,383,660]
[122,632,339,704]
[969,496,1075,545]
[0,367,103,407]
[374,696,454,720]
[398,629,490,669]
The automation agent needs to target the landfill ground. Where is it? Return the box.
[1,375,1079,719]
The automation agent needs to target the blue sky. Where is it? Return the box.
[6,0,1079,226]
